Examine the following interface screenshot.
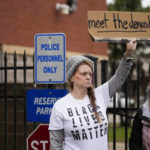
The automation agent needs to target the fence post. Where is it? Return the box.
[100,60,108,84]
[137,58,140,108]
[14,51,17,150]
[124,79,128,150]
[23,51,27,150]
[4,51,8,150]
[111,61,116,150]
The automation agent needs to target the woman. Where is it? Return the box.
[129,83,150,150]
[49,40,137,150]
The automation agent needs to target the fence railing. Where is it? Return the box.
[0,52,149,150]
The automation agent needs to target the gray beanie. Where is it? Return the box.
[66,55,94,82]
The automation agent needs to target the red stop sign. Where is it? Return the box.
[27,124,50,150]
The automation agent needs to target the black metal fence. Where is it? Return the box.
[0,52,149,150]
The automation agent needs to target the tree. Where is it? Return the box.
[107,0,150,113]
[107,0,150,61]
[108,0,142,12]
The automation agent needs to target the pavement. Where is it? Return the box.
[109,142,127,150]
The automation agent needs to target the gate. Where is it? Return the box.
[0,52,149,150]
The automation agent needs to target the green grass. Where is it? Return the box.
[108,123,132,142]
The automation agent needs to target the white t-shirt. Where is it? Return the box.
[49,82,110,150]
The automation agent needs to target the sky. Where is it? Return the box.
[106,0,150,8]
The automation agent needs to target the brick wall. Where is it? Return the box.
[0,0,107,56]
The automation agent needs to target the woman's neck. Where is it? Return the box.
[71,87,87,100]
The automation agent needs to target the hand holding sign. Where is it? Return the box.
[88,11,150,42]
[124,40,137,58]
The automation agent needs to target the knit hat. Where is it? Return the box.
[66,55,94,82]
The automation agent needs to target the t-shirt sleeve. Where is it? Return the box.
[48,102,64,130]
[95,82,111,108]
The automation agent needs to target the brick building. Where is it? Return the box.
[0,0,107,56]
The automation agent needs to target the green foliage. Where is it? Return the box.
[107,0,142,11]
[107,0,150,61]
[108,123,132,142]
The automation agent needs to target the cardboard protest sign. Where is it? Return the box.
[88,11,150,42]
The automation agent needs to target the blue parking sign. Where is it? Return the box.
[27,89,68,122]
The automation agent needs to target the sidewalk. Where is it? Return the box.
[109,142,128,150]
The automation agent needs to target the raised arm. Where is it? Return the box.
[108,40,137,98]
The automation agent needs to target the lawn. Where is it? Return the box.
[108,123,132,142]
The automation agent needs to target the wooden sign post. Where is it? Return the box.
[88,11,150,42]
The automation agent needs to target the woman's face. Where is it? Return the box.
[71,64,93,89]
